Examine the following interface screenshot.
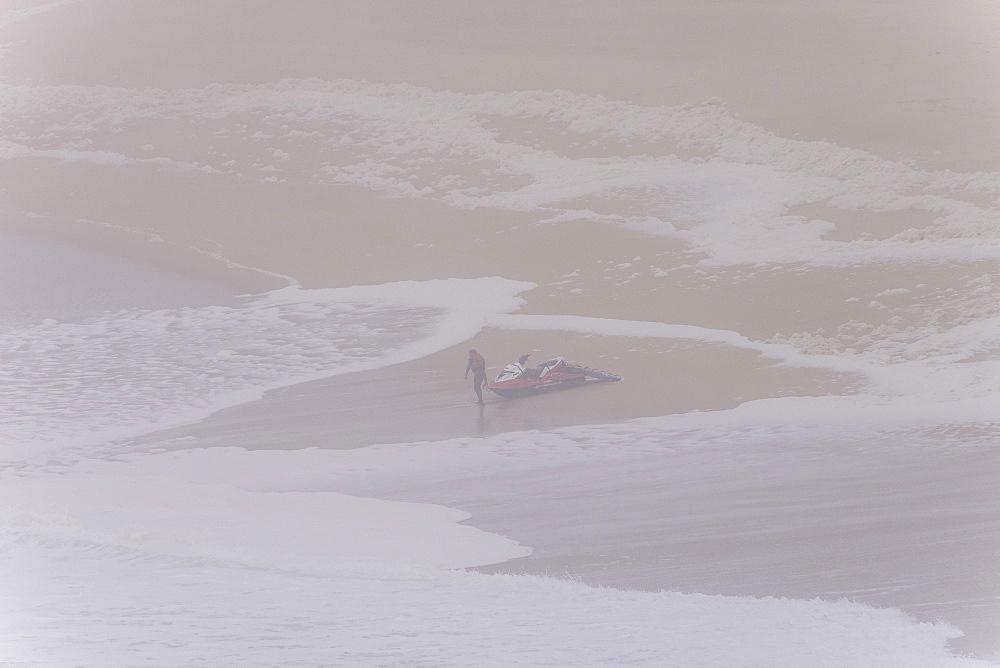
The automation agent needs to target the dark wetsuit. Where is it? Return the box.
[465,352,487,405]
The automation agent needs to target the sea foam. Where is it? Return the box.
[0,278,532,463]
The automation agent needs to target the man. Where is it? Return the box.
[516,353,536,377]
[465,348,487,405]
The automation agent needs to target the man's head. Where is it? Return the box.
[469,349,477,355]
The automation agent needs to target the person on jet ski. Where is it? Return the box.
[516,354,538,378]
[517,354,560,378]
[465,348,487,405]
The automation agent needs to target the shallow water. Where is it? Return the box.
[0,229,236,332]
[3,0,1000,663]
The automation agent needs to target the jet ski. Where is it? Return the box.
[488,354,622,398]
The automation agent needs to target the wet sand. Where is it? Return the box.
[8,168,995,360]
[126,328,999,656]
[134,327,859,452]
[458,436,1000,658]
[8,0,1000,170]
[6,0,1000,659]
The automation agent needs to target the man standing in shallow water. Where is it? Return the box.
[465,349,487,405]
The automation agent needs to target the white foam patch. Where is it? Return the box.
[0,471,528,574]
[4,382,989,664]
[1,539,980,667]
[58,389,997,512]
[486,312,870,373]
[486,311,1000,409]
[6,78,1000,399]
[0,277,533,463]
[35,146,217,173]
[2,79,999,268]
[2,389,988,663]
[0,542,981,667]
[0,0,77,31]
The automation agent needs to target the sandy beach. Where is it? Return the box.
[3,0,1000,663]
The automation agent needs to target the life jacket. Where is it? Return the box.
[468,352,486,373]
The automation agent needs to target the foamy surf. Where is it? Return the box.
[0,277,534,464]
[0,541,983,667]
[3,78,999,270]
[4,0,1000,662]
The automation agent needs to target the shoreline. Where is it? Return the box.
[0,209,289,296]
[129,325,861,454]
[8,204,995,656]
[462,433,1000,659]
[6,0,1000,662]
[8,1,1000,173]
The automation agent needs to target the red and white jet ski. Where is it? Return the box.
[488,355,622,398]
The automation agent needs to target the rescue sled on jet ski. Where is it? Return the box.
[487,355,622,398]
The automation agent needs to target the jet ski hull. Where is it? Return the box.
[488,373,588,397]
[487,357,621,397]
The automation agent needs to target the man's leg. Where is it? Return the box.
[474,374,485,404]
